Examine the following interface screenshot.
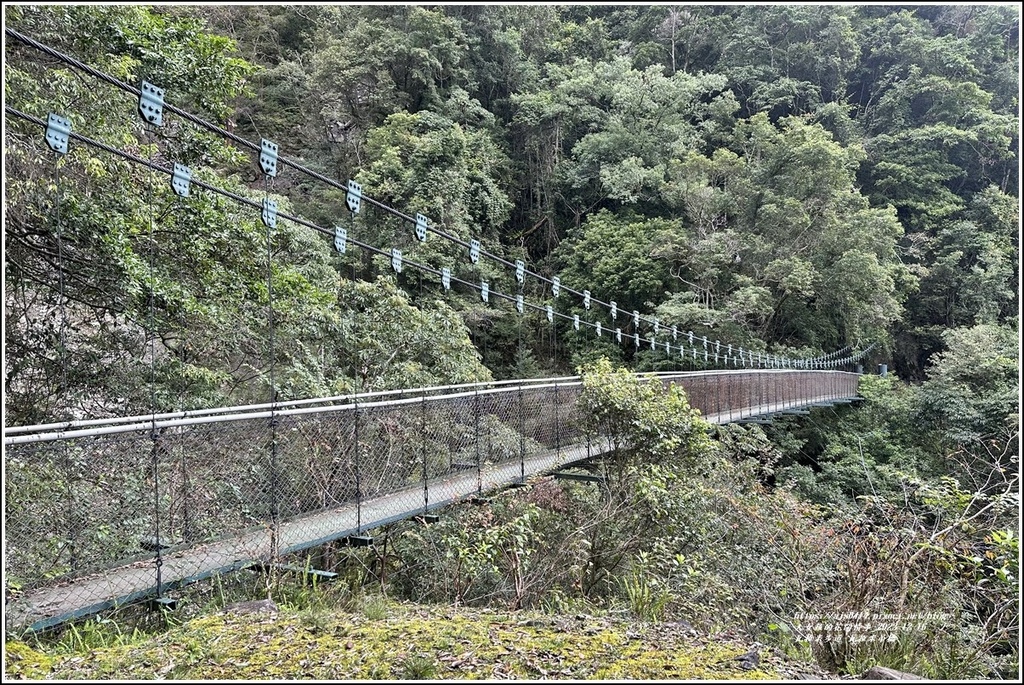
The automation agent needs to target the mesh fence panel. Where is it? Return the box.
[429,394,478,507]
[5,370,861,631]
[6,432,158,592]
[558,384,584,448]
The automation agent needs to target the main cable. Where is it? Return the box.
[4,41,868,370]
[3,107,619,345]
[5,27,852,363]
[10,94,875,370]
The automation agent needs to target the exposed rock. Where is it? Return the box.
[861,665,923,680]
[735,648,761,670]
[223,599,279,616]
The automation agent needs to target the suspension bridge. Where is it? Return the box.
[4,28,873,633]
[5,370,863,632]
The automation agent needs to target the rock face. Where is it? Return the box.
[223,599,279,616]
[861,665,923,680]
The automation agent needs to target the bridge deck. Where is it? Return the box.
[6,392,846,632]
[6,442,592,632]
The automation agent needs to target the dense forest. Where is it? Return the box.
[3,4,1019,679]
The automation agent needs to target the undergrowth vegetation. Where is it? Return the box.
[372,360,1017,679]
[7,590,795,680]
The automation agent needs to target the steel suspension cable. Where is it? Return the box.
[5,28,863,370]
[6,56,871,375]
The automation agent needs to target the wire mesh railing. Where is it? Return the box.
[4,370,860,631]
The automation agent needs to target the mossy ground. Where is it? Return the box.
[4,598,836,680]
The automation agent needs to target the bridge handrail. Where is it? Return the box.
[2,380,580,445]
[2,375,582,436]
[3,370,859,446]
[2,370,706,435]
[4,367,857,436]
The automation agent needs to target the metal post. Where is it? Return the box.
[715,372,722,421]
[48,121,78,571]
[772,369,777,414]
[554,383,561,458]
[779,371,784,411]
[727,371,733,423]
[263,173,280,560]
[421,395,428,514]
[760,371,767,415]
[778,371,783,412]
[748,371,754,417]
[354,399,362,532]
[474,388,482,495]
[150,429,163,598]
[143,122,164,598]
[784,371,789,411]
[518,385,526,485]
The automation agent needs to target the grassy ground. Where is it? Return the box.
[5,597,837,680]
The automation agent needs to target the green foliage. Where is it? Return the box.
[398,653,438,680]
[718,6,860,116]
[656,113,908,350]
[577,358,711,469]
[12,3,1012,385]
[357,108,513,277]
[619,555,672,623]
[917,322,1019,444]
[562,57,728,205]
[5,5,264,422]
[764,326,1018,678]
[362,109,512,231]
[5,5,496,423]
[336,276,492,392]
[12,3,1009,385]
[557,211,673,317]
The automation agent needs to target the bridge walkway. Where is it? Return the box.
[6,389,852,632]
